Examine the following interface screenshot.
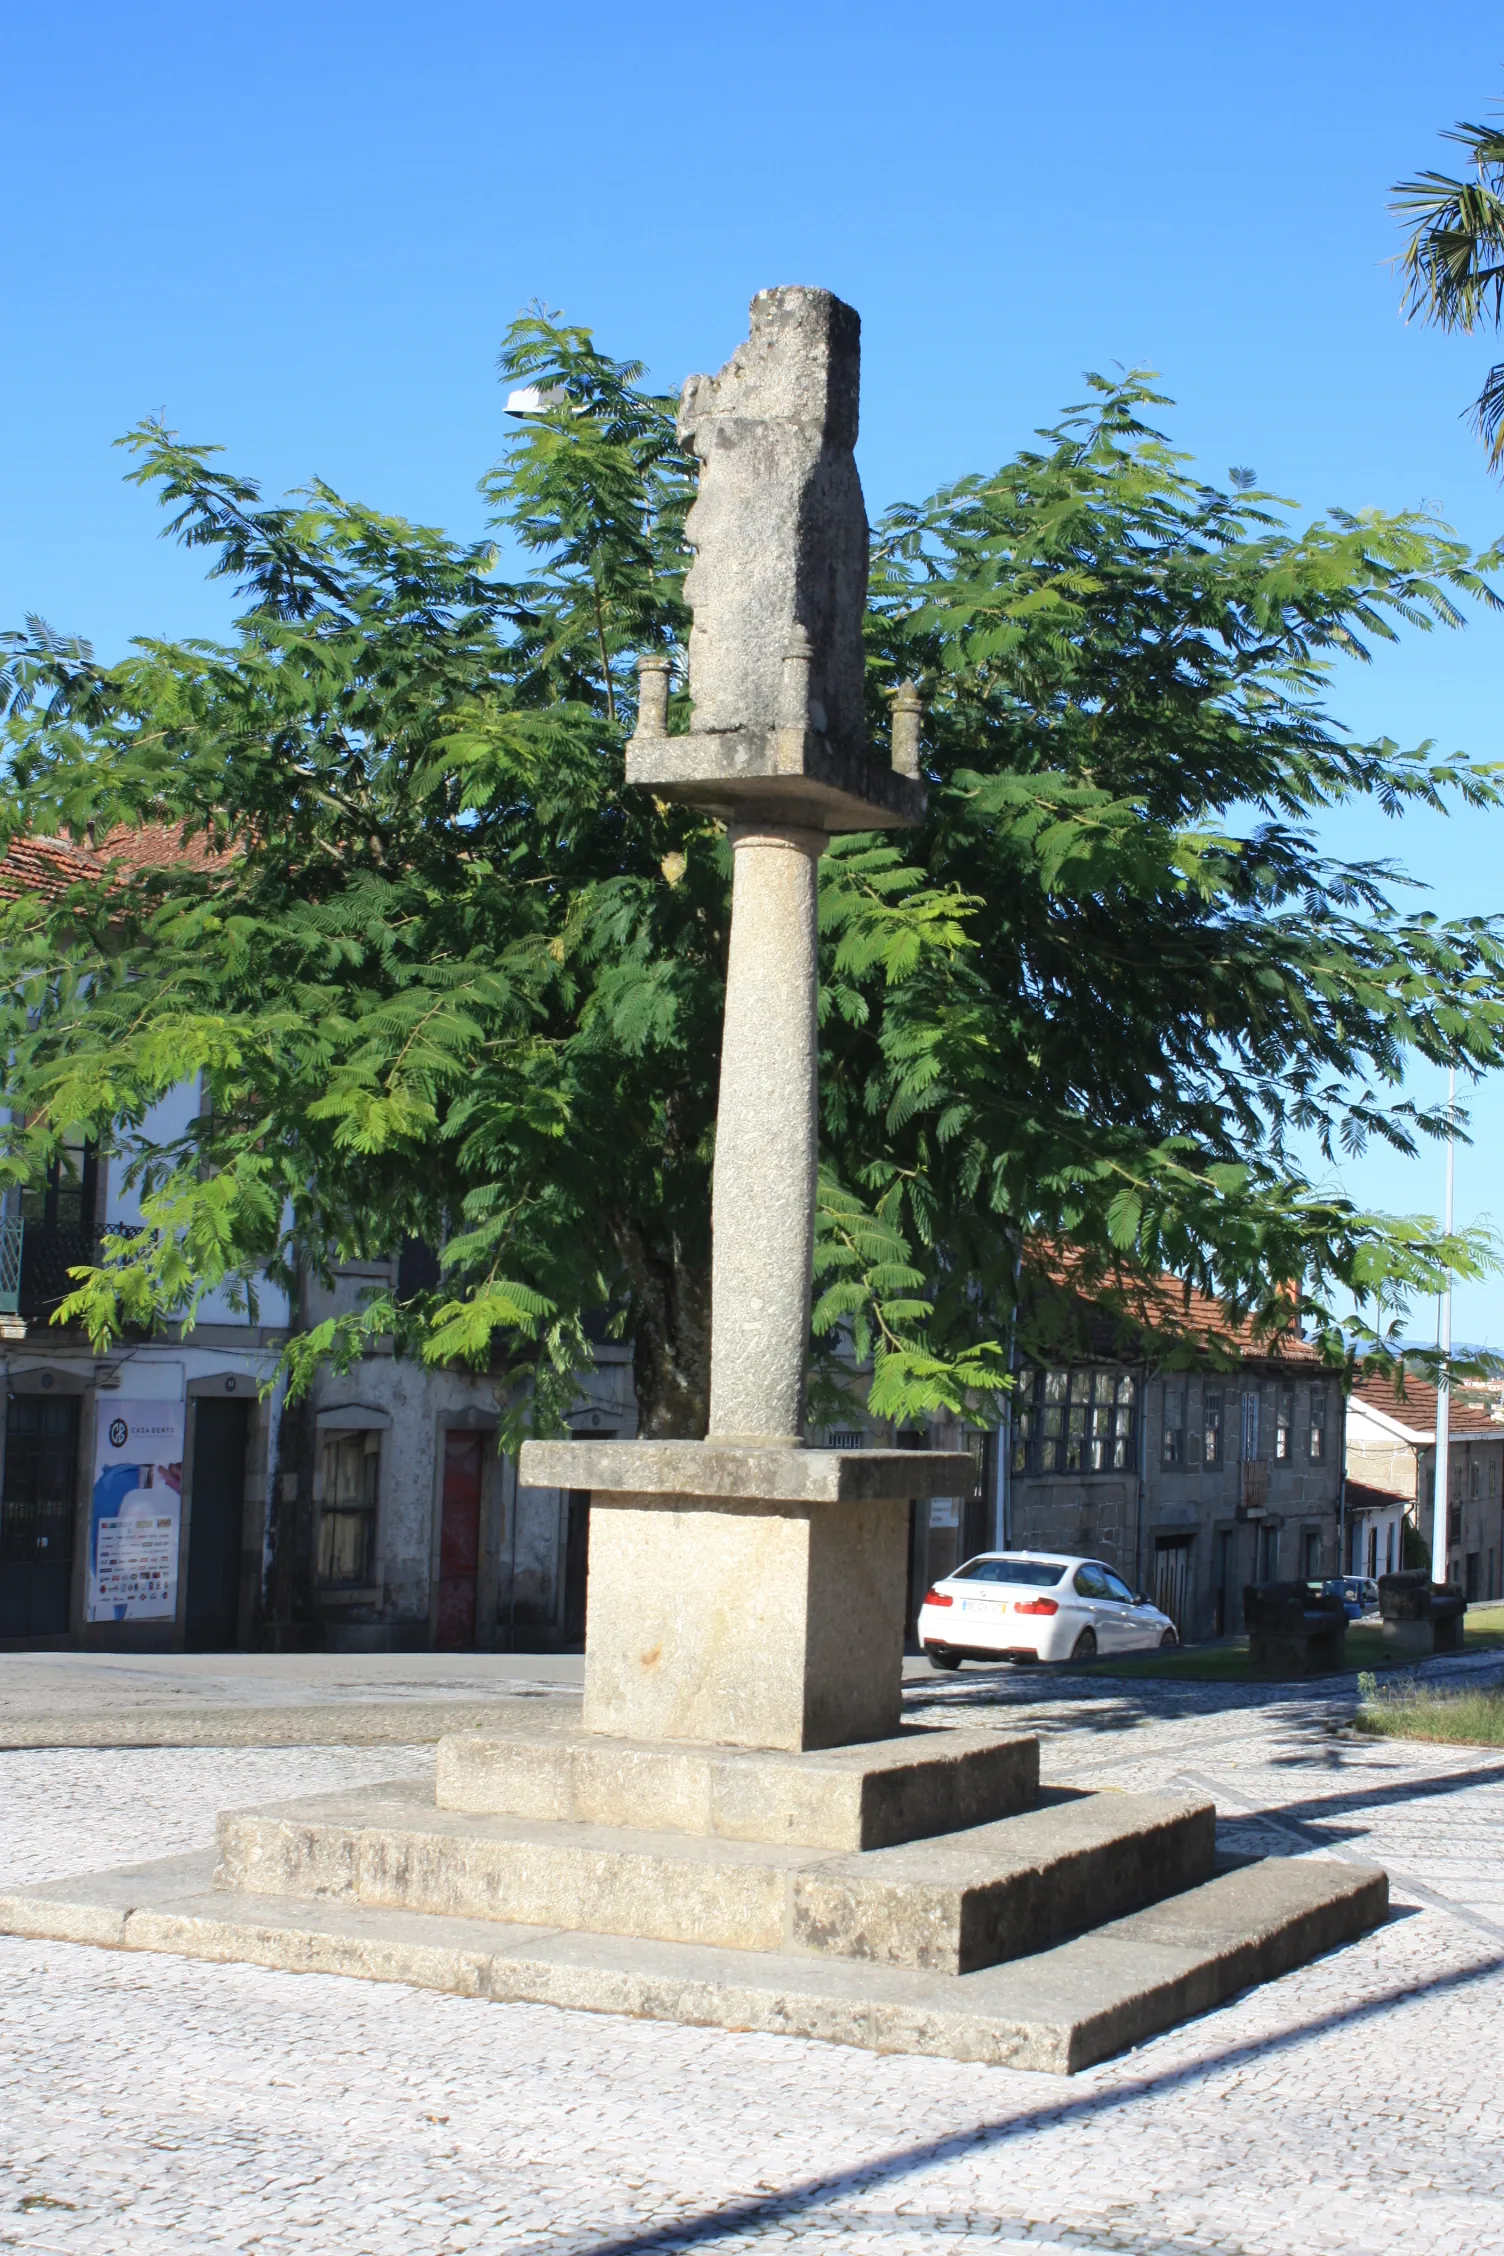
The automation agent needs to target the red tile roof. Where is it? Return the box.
[0,824,229,903]
[1345,1480,1411,1512]
[0,833,105,902]
[1348,1370,1503,1441]
[1034,1243,1320,1369]
[93,823,228,874]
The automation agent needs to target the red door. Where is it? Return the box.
[437,1432,484,1648]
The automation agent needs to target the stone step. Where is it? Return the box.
[435,1719,1040,1851]
[213,1778,1216,1974]
[0,1848,1389,2075]
[797,1788,1217,1973]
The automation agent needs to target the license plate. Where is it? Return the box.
[963,1598,1002,1613]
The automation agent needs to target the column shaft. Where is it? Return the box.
[706,823,823,1442]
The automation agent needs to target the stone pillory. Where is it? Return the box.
[531,283,968,1753]
[8,288,1385,2074]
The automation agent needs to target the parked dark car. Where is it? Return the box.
[1316,1575,1379,1621]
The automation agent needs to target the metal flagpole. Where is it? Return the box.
[1432,1066,1456,1589]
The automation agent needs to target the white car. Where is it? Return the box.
[918,1551,1179,1668]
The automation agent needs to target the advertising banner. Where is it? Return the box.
[86,1398,185,1623]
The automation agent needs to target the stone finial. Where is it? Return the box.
[635,653,671,739]
[891,681,923,779]
[676,287,868,759]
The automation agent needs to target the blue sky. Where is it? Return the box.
[4,1,1504,1340]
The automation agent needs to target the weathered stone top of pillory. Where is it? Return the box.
[518,1438,976,1505]
[627,285,926,832]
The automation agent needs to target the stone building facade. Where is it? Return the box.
[0,1073,636,1654]
[0,1214,636,1655]
[1345,1372,1504,1601]
[999,1356,1342,1641]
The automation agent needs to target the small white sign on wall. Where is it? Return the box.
[929,1496,960,1529]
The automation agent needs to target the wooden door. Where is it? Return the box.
[1153,1537,1193,1636]
[436,1432,484,1649]
[184,1399,249,1649]
[0,1394,79,1638]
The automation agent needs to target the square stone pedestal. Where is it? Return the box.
[518,1440,975,1753]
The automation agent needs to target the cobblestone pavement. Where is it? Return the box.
[2,1667,1502,2256]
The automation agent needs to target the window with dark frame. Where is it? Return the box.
[1162,1383,1186,1466]
[18,1136,98,1236]
[1275,1387,1294,1461]
[317,1430,380,1586]
[1012,1368,1137,1477]
[1203,1387,1224,1467]
[1308,1387,1327,1461]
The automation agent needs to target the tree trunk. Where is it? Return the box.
[614,1220,711,1439]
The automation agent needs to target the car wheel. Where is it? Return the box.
[926,1648,963,1672]
[1070,1629,1097,1662]
[1159,1628,1178,1649]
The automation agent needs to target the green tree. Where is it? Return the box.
[3,326,1502,1438]
[1394,106,1504,468]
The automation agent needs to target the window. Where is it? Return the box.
[1073,1563,1112,1599]
[1010,1391,1032,1475]
[1302,1528,1322,1580]
[1102,1568,1135,1604]
[1466,1553,1480,1602]
[956,1557,1065,1587]
[18,1136,98,1236]
[1307,1389,1327,1461]
[317,1430,380,1586]
[1471,1458,1481,1501]
[1203,1388,1224,1468]
[1162,1384,1186,1466]
[1258,1521,1280,1579]
[1014,1370,1137,1477]
[826,1429,864,1451]
[1240,1390,1260,1462]
[1275,1388,1294,1461]
[1038,1368,1068,1473]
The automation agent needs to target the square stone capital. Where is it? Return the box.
[517,1438,978,1505]
[625,726,924,833]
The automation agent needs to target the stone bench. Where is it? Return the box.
[1243,1582,1349,1675]
[1377,1570,1467,1657]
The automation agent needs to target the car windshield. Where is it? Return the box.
[953,1557,1067,1588]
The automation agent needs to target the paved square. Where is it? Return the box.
[2,1660,1501,2254]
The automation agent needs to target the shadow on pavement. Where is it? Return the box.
[560,1951,1504,2256]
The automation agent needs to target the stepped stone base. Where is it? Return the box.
[0,1711,1391,2068]
[435,1718,1039,1850]
[0,1849,1388,2076]
[213,1777,1215,1975]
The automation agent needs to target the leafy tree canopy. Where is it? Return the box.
[3,318,1503,1436]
